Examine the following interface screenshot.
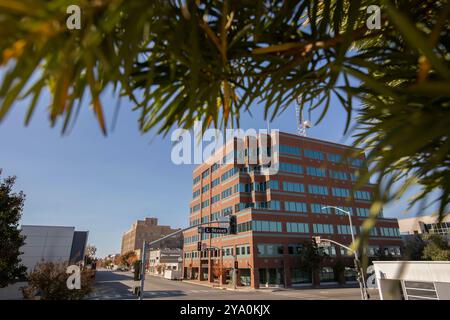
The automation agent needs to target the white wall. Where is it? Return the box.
[20,226,75,272]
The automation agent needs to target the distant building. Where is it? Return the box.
[121,217,182,255]
[148,248,183,278]
[20,225,89,272]
[398,215,450,237]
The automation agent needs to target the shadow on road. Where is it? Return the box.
[95,270,133,282]
[143,290,186,299]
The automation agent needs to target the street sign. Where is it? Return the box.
[203,227,229,234]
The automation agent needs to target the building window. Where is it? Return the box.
[201,199,210,208]
[307,166,327,177]
[319,267,335,282]
[356,207,369,217]
[329,170,348,180]
[202,169,210,178]
[252,220,282,232]
[331,187,350,198]
[267,180,279,190]
[290,269,312,284]
[311,204,332,214]
[221,187,233,199]
[286,222,309,233]
[313,224,334,234]
[308,184,329,196]
[334,206,353,215]
[284,201,308,213]
[327,153,343,163]
[192,189,200,199]
[283,181,305,193]
[380,227,400,237]
[211,194,220,204]
[279,162,303,174]
[202,184,210,193]
[354,190,372,201]
[337,225,357,235]
[222,206,233,216]
[211,178,220,188]
[279,145,301,156]
[348,157,364,167]
[304,149,324,160]
[193,175,201,185]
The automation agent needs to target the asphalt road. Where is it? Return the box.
[89,269,379,300]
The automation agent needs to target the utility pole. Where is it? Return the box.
[322,206,370,300]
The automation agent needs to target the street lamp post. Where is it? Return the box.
[322,206,370,300]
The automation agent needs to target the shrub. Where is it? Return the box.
[22,262,94,300]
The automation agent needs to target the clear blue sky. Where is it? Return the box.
[0,90,426,257]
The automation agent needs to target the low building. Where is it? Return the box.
[121,217,182,255]
[373,261,450,300]
[20,225,89,272]
[148,248,183,279]
[398,215,450,237]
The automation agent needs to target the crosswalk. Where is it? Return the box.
[87,289,217,300]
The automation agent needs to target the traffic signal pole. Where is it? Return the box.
[138,218,234,300]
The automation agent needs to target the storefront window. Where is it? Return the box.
[291,269,312,284]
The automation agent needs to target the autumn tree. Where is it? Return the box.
[0,170,27,287]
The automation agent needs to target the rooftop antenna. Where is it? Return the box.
[296,96,312,137]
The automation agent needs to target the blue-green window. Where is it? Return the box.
[313,224,334,234]
[311,204,332,214]
[307,166,326,177]
[286,223,309,233]
[252,220,282,232]
[221,187,233,199]
[329,170,348,180]
[284,201,307,213]
[308,184,329,195]
[304,149,324,160]
[279,145,301,156]
[283,181,305,193]
[356,207,369,217]
[332,187,350,198]
[211,178,220,188]
[327,153,343,163]
[280,162,303,174]
[354,190,372,200]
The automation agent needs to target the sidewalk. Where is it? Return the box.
[182,279,257,292]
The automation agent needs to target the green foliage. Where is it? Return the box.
[22,262,94,300]
[298,241,326,273]
[403,235,426,261]
[0,169,27,287]
[0,1,449,254]
[422,234,450,261]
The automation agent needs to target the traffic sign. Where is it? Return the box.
[203,227,229,234]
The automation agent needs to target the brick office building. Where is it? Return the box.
[182,131,403,288]
[121,217,182,255]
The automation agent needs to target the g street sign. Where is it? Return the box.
[203,227,228,234]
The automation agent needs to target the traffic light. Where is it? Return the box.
[228,215,237,234]
[197,241,202,251]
